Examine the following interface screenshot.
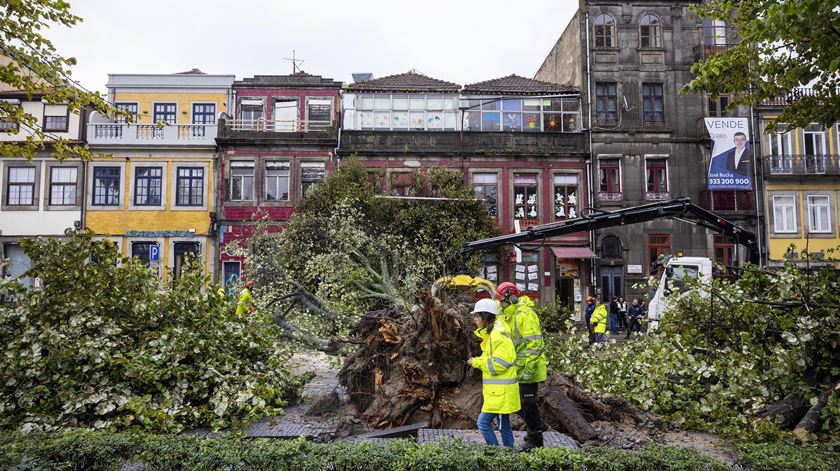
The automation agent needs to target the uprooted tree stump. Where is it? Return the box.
[339,292,657,442]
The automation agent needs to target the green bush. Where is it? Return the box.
[534,300,576,333]
[0,430,732,471]
[736,442,840,471]
[0,232,307,433]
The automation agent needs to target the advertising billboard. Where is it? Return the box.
[705,117,752,190]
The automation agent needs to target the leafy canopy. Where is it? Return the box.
[0,232,307,433]
[0,0,112,160]
[684,0,840,130]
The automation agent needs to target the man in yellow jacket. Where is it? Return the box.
[590,297,608,343]
[469,298,520,447]
[496,282,548,450]
[236,280,256,316]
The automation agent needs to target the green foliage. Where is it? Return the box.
[684,0,840,130]
[736,442,840,471]
[241,156,500,337]
[0,0,113,160]
[534,300,576,334]
[546,261,840,439]
[0,232,307,433]
[0,430,732,471]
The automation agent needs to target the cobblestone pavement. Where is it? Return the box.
[418,428,578,449]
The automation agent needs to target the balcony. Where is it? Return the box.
[693,43,737,61]
[216,117,338,145]
[598,191,622,203]
[699,190,754,211]
[86,112,216,146]
[644,192,670,202]
[763,155,840,176]
[756,87,839,107]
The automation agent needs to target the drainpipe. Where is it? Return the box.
[749,103,764,266]
[334,91,343,168]
[584,7,596,290]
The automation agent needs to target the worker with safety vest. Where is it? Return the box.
[496,282,548,451]
[590,297,608,342]
[236,280,256,316]
[468,298,520,447]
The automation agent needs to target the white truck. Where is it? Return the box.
[646,256,713,329]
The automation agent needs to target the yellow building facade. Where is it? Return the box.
[760,106,840,267]
[84,72,234,278]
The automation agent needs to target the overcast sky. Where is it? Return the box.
[48,0,577,93]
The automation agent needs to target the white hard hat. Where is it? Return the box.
[472,298,499,316]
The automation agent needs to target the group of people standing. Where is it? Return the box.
[468,282,548,450]
[584,295,644,342]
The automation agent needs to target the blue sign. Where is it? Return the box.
[149,244,160,261]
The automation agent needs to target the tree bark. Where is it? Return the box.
[540,386,598,442]
[793,382,838,443]
[756,394,811,429]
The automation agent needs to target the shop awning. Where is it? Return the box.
[550,247,597,259]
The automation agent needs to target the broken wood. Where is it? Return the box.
[756,394,810,429]
[793,382,838,443]
[541,383,598,442]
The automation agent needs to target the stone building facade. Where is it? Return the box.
[535,0,759,300]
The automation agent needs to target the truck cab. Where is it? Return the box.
[647,256,712,329]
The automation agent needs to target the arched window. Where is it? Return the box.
[594,14,616,48]
[602,236,623,259]
[703,18,726,46]
[640,14,661,48]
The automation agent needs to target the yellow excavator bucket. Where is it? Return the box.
[431,275,496,298]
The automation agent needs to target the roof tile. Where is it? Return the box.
[463,74,577,95]
[347,71,460,92]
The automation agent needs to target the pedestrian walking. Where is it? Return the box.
[591,298,608,343]
[584,296,596,344]
[496,283,548,451]
[617,297,627,330]
[626,298,644,338]
[468,298,520,447]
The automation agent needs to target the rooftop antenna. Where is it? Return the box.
[283,50,305,74]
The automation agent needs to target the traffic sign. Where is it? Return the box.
[149,244,160,261]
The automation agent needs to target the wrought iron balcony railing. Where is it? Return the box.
[693,43,737,61]
[764,155,840,175]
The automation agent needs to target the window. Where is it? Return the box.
[803,123,826,155]
[512,251,540,295]
[173,242,200,280]
[6,167,35,206]
[43,105,68,132]
[153,103,176,124]
[239,99,264,129]
[595,83,618,124]
[265,162,290,201]
[390,172,414,197]
[300,162,326,196]
[713,234,736,274]
[594,14,616,48]
[639,14,661,48]
[513,173,539,224]
[463,97,579,133]
[477,255,499,283]
[115,102,138,123]
[192,104,216,125]
[647,234,672,273]
[176,167,204,206]
[645,159,668,196]
[306,98,332,126]
[602,236,622,259]
[0,99,19,131]
[599,160,621,200]
[131,242,157,267]
[772,195,797,233]
[642,83,664,124]
[473,173,498,217]
[229,162,254,201]
[553,174,579,220]
[222,261,241,287]
[356,93,456,131]
[92,167,120,206]
[766,123,793,173]
[707,95,730,117]
[133,167,162,206]
[49,167,77,206]
[806,195,831,233]
[703,19,727,46]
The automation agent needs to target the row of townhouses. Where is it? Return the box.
[2,0,839,315]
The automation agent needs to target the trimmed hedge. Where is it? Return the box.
[3,431,838,470]
[0,431,728,471]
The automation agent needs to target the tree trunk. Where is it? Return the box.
[793,382,838,443]
[540,385,598,442]
[756,394,810,429]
